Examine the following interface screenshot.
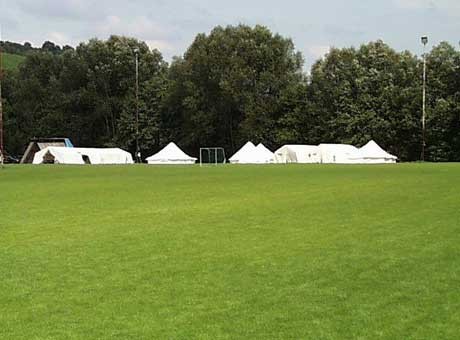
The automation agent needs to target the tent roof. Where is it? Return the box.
[277,145,319,153]
[146,142,197,162]
[355,140,397,160]
[319,143,359,151]
[256,143,275,158]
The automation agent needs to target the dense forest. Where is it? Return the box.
[1,25,459,161]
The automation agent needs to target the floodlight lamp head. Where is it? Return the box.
[421,36,428,45]
[133,48,139,54]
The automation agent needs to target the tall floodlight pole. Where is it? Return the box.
[134,48,140,163]
[0,32,4,167]
[421,36,428,162]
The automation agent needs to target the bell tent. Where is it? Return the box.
[229,142,257,164]
[146,142,197,165]
[352,140,397,164]
[255,143,276,163]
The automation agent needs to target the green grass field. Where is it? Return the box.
[1,164,460,339]
[2,52,26,70]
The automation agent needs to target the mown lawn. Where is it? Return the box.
[1,164,459,339]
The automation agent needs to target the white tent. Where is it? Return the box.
[146,142,197,165]
[255,143,276,163]
[319,144,360,164]
[229,142,274,164]
[73,148,134,164]
[351,140,397,164]
[33,147,85,165]
[274,145,321,164]
[229,142,275,164]
[33,146,134,165]
[229,141,256,164]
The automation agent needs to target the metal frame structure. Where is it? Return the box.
[199,147,226,166]
[20,137,74,164]
[421,36,428,162]
[0,27,4,167]
[134,48,141,163]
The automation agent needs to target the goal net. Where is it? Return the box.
[199,147,226,166]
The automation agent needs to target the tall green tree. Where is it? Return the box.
[309,41,421,160]
[3,32,460,162]
[164,24,305,153]
[4,36,168,157]
[425,42,460,161]
[69,36,168,155]
[5,52,66,154]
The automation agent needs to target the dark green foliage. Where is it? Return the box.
[3,36,168,157]
[1,41,38,55]
[0,40,73,56]
[2,29,460,161]
[309,42,422,160]
[425,43,460,161]
[165,25,304,154]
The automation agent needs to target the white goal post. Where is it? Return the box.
[199,147,226,166]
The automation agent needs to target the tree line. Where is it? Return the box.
[1,40,74,56]
[2,25,459,161]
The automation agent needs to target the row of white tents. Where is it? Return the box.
[228,140,397,164]
[32,140,396,165]
[143,140,396,165]
[32,143,196,165]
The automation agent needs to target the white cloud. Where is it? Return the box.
[93,15,177,54]
[145,39,175,52]
[47,31,71,46]
[4,0,460,66]
[17,0,107,20]
[393,0,460,10]
[97,15,170,40]
[393,0,434,9]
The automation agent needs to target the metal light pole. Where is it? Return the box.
[134,48,140,163]
[421,36,428,162]
[0,37,4,167]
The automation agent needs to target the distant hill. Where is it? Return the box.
[1,39,75,71]
[1,40,74,57]
[3,52,26,70]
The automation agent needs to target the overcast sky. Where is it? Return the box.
[1,0,460,69]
